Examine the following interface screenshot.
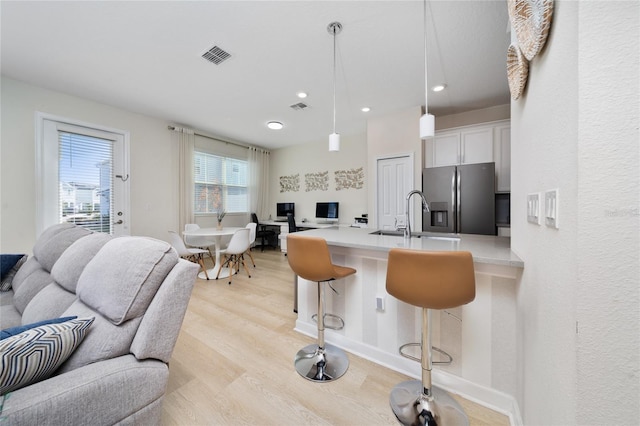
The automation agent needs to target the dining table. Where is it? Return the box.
[182,226,243,280]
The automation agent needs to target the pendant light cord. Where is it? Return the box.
[424,0,429,114]
[332,25,337,134]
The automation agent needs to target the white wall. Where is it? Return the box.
[511,2,639,424]
[366,106,423,228]
[435,104,510,130]
[1,77,180,252]
[575,2,639,423]
[269,133,367,225]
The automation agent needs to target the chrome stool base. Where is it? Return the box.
[294,343,349,382]
[390,380,469,426]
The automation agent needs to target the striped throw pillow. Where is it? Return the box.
[0,317,94,395]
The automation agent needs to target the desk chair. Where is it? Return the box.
[287,212,299,233]
[286,234,356,382]
[251,213,277,251]
[168,231,212,280]
[386,249,475,426]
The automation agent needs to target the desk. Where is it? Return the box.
[260,220,337,253]
[183,227,242,280]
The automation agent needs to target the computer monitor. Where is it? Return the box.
[315,202,339,223]
[276,202,295,219]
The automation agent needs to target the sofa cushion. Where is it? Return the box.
[21,283,78,325]
[0,316,77,340]
[1,254,27,292]
[11,264,53,315]
[0,317,94,395]
[10,257,43,296]
[32,223,92,273]
[77,237,178,325]
[57,301,142,374]
[51,232,112,294]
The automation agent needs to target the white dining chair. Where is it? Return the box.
[184,223,214,259]
[216,228,251,285]
[242,222,257,268]
[168,231,212,280]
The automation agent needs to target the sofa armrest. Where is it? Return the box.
[0,355,168,425]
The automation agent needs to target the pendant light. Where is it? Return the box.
[328,21,342,152]
[420,0,435,139]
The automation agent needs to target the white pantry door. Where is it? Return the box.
[376,155,413,230]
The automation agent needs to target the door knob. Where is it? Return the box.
[113,220,123,225]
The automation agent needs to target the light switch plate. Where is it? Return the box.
[545,189,559,228]
[527,193,540,224]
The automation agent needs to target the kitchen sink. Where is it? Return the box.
[369,230,460,241]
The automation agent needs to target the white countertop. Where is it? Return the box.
[293,226,524,268]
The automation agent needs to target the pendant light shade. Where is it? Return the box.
[420,0,435,140]
[328,21,342,152]
[329,132,340,152]
[420,113,435,138]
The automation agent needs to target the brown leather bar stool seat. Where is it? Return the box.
[286,233,356,382]
[386,249,476,426]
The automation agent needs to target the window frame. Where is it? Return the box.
[193,150,248,215]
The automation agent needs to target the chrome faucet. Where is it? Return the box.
[404,190,430,239]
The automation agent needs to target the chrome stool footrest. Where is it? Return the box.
[311,313,345,330]
[399,342,453,365]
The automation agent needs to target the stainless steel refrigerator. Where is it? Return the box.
[422,162,496,235]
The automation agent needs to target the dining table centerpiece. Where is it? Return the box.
[216,209,226,230]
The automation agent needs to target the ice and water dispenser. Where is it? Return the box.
[428,201,449,228]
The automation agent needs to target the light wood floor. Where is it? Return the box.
[161,249,510,426]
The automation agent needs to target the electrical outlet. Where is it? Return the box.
[376,296,385,312]
[527,193,540,224]
[545,189,559,228]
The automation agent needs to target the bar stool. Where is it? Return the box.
[286,233,356,382]
[386,249,475,426]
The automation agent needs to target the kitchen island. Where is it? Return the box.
[292,226,523,418]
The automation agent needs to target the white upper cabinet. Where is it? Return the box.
[432,133,461,166]
[424,119,511,191]
[460,127,494,165]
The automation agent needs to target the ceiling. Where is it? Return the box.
[0,1,511,150]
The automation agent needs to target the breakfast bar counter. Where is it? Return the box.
[292,226,523,415]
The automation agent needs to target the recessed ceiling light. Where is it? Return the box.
[267,121,284,130]
[432,84,447,92]
[297,92,308,98]
[361,107,371,112]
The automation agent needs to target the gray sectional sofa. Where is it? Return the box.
[0,223,198,425]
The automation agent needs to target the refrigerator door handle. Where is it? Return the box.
[450,171,456,233]
[456,168,462,232]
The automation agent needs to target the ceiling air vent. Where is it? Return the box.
[202,45,231,65]
[290,102,309,111]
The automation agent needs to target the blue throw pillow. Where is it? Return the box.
[0,316,77,340]
[1,254,26,280]
[0,254,27,292]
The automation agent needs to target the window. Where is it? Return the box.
[58,131,113,233]
[194,151,248,214]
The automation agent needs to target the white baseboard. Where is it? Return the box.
[295,321,522,426]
